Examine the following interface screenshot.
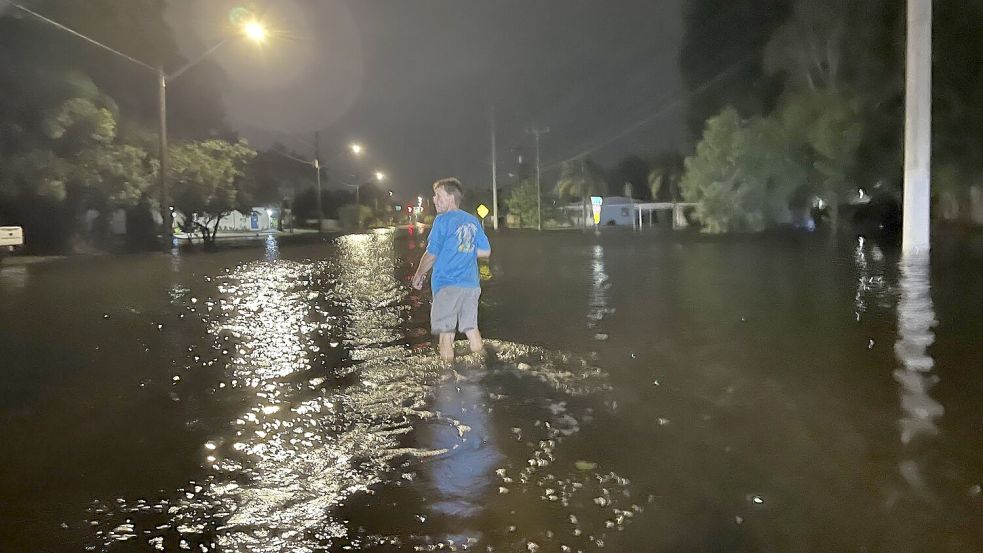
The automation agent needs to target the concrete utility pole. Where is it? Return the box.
[526,127,550,231]
[490,106,499,231]
[903,0,932,255]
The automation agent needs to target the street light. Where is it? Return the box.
[158,21,268,247]
[350,143,364,156]
[9,2,268,249]
[374,171,386,182]
[243,20,268,44]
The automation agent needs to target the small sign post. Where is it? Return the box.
[590,196,603,226]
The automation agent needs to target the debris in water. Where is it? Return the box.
[593,333,608,341]
[868,339,875,349]
[575,460,598,471]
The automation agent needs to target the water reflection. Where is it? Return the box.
[333,234,408,362]
[893,254,943,495]
[423,364,503,540]
[82,232,644,552]
[0,264,28,289]
[854,236,889,320]
[264,233,280,262]
[85,232,443,551]
[587,244,612,333]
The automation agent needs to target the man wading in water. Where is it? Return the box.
[411,178,491,363]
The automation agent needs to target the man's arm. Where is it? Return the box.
[476,224,491,258]
[412,252,437,290]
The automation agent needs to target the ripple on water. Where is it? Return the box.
[85,241,642,552]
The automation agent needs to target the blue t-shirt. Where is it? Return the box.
[426,209,490,293]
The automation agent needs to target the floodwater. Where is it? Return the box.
[1,229,982,552]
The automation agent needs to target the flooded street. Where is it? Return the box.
[2,229,982,552]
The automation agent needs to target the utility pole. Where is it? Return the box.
[314,131,322,234]
[490,105,499,231]
[526,127,550,231]
[581,157,590,230]
[903,0,932,255]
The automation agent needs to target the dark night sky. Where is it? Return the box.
[166,0,686,199]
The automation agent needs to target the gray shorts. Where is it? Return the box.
[431,286,481,335]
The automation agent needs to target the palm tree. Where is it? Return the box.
[555,157,608,227]
[648,151,685,202]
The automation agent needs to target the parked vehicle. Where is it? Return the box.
[0,226,25,263]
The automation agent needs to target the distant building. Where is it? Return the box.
[596,196,635,226]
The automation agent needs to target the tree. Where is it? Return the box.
[778,88,864,226]
[555,158,607,201]
[169,139,257,245]
[555,158,608,228]
[611,155,650,199]
[248,145,317,230]
[648,151,685,202]
[679,0,792,142]
[931,0,983,222]
[0,70,156,249]
[2,0,227,139]
[681,107,806,233]
[505,179,539,228]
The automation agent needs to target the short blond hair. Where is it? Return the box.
[433,177,464,204]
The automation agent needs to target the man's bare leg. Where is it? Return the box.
[438,332,455,363]
[464,328,483,354]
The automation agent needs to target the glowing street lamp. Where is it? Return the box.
[374,171,386,182]
[350,143,364,156]
[242,20,268,44]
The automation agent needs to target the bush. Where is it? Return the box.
[338,204,373,229]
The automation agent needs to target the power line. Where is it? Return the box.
[488,4,780,185]
[9,2,157,73]
[540,51,758,174]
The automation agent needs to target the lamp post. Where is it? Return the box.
[9,2,267,249]
[272,140,372,232]
[156,29,267,248]
[372,171,386,212]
